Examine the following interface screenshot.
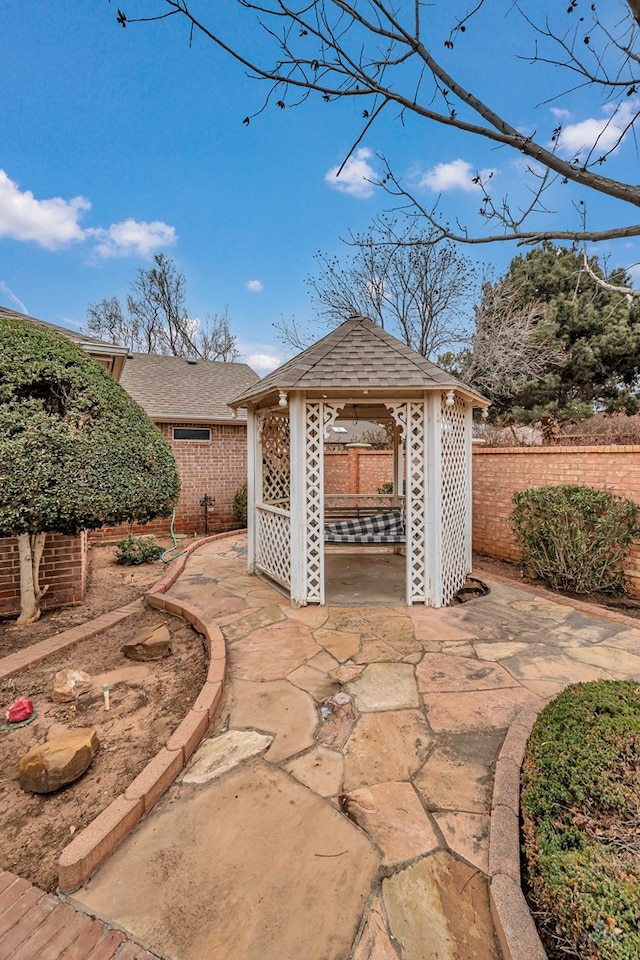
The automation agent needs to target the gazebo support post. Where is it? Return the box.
[426,394,443,607]
[465,402,474,574]
[246,408,258,574]
[392,422,404,555]
[288,392,307,607]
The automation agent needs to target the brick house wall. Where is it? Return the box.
[93,420,248,541]
[0,531,87,619]
[472,445,640,595]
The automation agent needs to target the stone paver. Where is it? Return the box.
[342,782,440,864]
[181,729,273,784]
[283,745,344,796]
[8,532,640,960]
[229,678,318,762]
[347,662,420,711]
[382,851,499,960]
[413,731,505,814]
[74,760,379,960]
[344,709,435,790]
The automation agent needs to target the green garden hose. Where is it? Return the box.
[161,509,186,564]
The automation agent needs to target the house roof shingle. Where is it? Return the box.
[119,353,259,423]
[231,316,487,407]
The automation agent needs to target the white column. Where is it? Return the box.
[465,402,473,574]
[288,392,307,606]
[246,408,258,574]
[426,393,443,606]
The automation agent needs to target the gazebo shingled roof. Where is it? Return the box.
[230,316,487,408]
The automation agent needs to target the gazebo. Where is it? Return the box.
[230,316,488,607]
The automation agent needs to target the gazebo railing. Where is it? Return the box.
[255,503,291,589]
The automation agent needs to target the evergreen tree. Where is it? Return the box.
[476,245,640,422]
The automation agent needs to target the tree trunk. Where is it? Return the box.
[16,532,47,625]
[31,532,48,603]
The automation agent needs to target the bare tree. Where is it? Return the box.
[458,280,561,402]
[296,218,477,358]
[86,254,240,360]
[115,1,640,247]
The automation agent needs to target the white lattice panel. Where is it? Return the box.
[440,394,469,605]
[406,402,428,603]
[260,413,290,507]
[255,506,291,589]
[305,402,325,603]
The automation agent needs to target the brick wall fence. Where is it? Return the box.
[324,447,394,494]
[472,445,640,595]
[0,531,87,619]
[92,420,248,542]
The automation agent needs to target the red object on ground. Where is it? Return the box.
[6,698,34,723]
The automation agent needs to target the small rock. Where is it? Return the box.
[122,624,172,661]
[52,669,92,703]
[19,728,100,794]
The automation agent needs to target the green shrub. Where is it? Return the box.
[377,481,394,495]
[511,484,640,594]
[233,482,248,527]
[115,535,162,565]
[521,680,640,959]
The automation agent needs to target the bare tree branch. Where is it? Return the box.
[581,252,639,300]
[114,0,640,245]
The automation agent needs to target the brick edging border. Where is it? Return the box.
[489,700,549,960]
[56,530,244,894]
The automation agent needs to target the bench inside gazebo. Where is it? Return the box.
[230,316,488,607]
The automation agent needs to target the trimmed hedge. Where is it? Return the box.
[521,681,640,959]
[511,485,640,595]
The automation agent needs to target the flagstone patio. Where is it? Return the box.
[67,535,640,960]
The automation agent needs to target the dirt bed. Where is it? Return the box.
[0,537,190,656]
[0,607,208,892]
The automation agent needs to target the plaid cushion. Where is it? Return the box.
[324,510,405,543]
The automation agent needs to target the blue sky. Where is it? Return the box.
[2,1,639,373]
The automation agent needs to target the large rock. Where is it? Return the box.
[19,728,100,794]
[52,668,92,703]
[122,624,172,661]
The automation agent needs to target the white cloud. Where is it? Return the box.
[0,169,176,260]
[325,148,378,199]
[0,169,89,249]
[554,101,636,158]
[0,281,28,314]
[420,158,493,193]
[88,219,177,259]
[246,279,263,293]
[245,351,281,375]
[627,262,640,286]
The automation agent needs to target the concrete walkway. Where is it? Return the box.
[58,536,640,960]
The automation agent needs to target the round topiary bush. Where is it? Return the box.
[521,680,640,959]
[511,484,640,595]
